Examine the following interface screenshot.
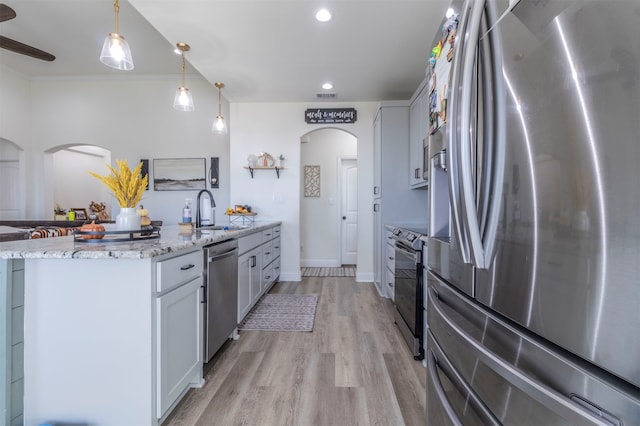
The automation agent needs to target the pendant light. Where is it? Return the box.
[100,0,134,70]
[173,42,194,112]
[212,82,228,134]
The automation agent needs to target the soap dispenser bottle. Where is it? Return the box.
[182,199,192,223]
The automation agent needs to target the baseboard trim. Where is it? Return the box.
[301,259,340,268]
[356,272,373,283]
[280,271,301,282]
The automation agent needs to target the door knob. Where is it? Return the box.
[342,216,346,220]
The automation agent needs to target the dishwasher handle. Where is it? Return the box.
[208,247,238,262]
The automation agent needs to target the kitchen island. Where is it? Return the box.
[0,222,280,426]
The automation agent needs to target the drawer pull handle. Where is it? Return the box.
[265,251,271,255]
[180,264,195,270]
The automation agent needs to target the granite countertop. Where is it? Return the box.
[0,221,280,260]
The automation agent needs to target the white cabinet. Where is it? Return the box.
[409,79,429,188]
[238,246,261,322]
[156,276,202,418]
[384,228,396,300]
[237,224,281,323]
[155,250,203,419]
[372,103,428,298]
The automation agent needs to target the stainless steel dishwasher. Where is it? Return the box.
[203,238,238,363]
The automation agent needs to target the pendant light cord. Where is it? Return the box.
[113,0,120,34]
[181,52,186,87]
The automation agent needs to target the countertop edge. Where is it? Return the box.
[0,221,281,260]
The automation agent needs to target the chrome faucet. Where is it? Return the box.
[196,189,216,228]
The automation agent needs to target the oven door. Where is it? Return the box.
[394,242,421,336]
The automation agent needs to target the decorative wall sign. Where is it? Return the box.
[140,159,149,190]
[153,158,206,191]
[305,108,357,124]
[304,165,321,197]
[210,157,219,188]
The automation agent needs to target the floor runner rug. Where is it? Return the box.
[302,266,356,277]
[238,294,319,332]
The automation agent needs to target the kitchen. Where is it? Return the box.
[3,3,637,423]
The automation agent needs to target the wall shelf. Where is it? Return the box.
[244,166,284,179]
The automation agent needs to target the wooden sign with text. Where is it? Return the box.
[305,108,357,124]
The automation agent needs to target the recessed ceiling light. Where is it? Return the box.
[322,82,333,90]
[315,8,332,22]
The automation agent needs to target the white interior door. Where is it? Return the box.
[340,158,358,265]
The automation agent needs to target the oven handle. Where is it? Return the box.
[394,242,420,263]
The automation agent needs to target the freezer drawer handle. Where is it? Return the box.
[430,287,615,426]
[428,346,500,426]
[427,349,463,426]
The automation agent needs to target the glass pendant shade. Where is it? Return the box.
[173,87,194,111]
[213,115,227,134]
[212,82,227,134]
[100,33,134,70]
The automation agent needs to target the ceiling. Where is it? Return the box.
[0,0,449,102]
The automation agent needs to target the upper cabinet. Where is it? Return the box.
[409,78,429,189]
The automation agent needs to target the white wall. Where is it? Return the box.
[230,102,379,282]
[52,146,112,217]
[300,128,357,267]
[0,69,230,225]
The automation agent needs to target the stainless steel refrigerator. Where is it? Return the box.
[426,0,640,424]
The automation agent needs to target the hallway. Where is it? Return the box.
[164,277,426,425]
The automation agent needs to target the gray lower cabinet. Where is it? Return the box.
[237,225,281,323]
[1,259,24,426]
[155,249,204,419]
[237,247,261,322]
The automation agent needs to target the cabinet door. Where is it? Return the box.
[410,85,429,188]
[237,252,253,322]
[250,248,261,304]
[157,277,202,418]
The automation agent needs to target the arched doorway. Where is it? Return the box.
[300,128,357,267]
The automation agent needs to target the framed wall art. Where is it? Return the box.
[153,158,206,191]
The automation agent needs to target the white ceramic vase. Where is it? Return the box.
[116,207,140,230]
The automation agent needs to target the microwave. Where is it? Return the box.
[422,138,429,180]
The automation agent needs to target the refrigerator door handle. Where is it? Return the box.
[457,0,487,268]
[447,0,475,264]
[429,287,615,426]
[428,344,501,426]
[478,0,506,268]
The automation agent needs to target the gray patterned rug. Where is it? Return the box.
[301,266,356,277]
[238,294,319,332]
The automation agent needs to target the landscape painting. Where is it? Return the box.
[153,158,206,191]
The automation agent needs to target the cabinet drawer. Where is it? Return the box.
[385,243,395,273]
[156,250,203,293]
[262,228,275,242]
[385,267,395,300]
[272,237,281,259]
[272,258,281,280]
[238,232,262,255]
[262,241,274,267]
[272,226,281,238]
[262,263,274,289]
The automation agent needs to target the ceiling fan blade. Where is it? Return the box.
[0,4,16,22]
[0,35,55,61]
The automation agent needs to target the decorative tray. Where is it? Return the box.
[73,226,161,243]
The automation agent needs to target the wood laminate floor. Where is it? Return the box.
[163,277,426,426]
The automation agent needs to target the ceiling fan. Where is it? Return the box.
[0,3,55,61]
